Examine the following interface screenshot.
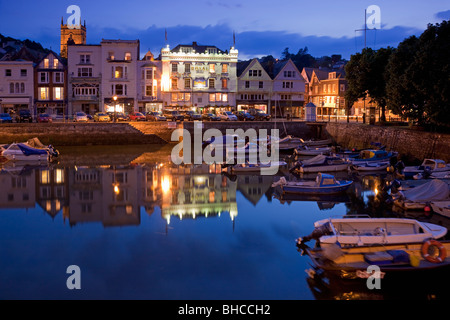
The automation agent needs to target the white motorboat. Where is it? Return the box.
[1,142,58,162]
[271,173,352,195]
[298,216,447,248]
[350,161,390,172]
[404,159,450,179]
[291,154,350,173]
[228,161,287,173]
[294,146,332,156]
[430,201,450,218]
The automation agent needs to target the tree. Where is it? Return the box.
[345,47,393,122]
[281,47,291,60]
[386,20,450,128]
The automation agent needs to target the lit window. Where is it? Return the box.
[54,87,63,100]
[125,52,132,61]
[222,64,228,73]
[55,169,64,184]
[222,78,227,89]
[39,87,49,100]
[209,64,215,73]
[44,59,49,68]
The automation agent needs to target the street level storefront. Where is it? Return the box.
[104,97,135,114]
[0,97,33,114]
[270,100,304,118]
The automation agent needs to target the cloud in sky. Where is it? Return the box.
[0,0,447,60]
[435,10,450,20]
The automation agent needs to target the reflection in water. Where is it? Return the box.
[0,162,242,228]
[1,149,449,300]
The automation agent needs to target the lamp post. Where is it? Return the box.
[113,95,118,122]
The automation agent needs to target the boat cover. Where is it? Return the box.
[301,154,328,166]
[16,143,48,156]
[401,179,450,201]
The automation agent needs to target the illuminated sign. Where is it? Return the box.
[194,79,206,89]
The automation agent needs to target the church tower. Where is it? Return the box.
[60,17,86,58]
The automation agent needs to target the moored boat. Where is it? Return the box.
[349,149,397,164]
[299,240,450,280]
[430,201,450,218]
[271,173,352,195]
[350,161,390,172]
[404,159,450,179]
[290,154,350,173]
[393,179,450,211]
[1,142,58,162]
[298,216,447,248]
[294,146,332,156]
[228,161,287,173]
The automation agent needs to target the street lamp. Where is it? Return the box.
[113,95,118,122]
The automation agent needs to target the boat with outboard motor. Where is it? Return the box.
[1,139,59,162]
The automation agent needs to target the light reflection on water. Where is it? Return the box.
[0,146,449,300]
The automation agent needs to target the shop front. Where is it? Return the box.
[104,97,135,115]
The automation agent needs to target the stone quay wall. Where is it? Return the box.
[324,122,450,163]
[0,122,181,146]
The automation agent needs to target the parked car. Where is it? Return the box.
[185,111,202,121]
[0,113,13,123]
[73,112,89,122]
[202,113,221,121]
[15,109,33,123]
[115,112,129,121]
[219,111,238,121]
[236,111,255,121]
[249,109,271,121]
[37,113,52,123]
[129,112,146,121]
[146,111,167,121]
[163,110,184,121]
[93,112,110,122]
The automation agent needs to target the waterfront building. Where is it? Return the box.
[269,59,305,118]
[303,68,347,120]
[0,58,34,115]
[34,51,67,117]
[67,44,102,115]
[236,58,272,114]
[101,39,140,115]
[160,41,238,114]
[137,51,163,113]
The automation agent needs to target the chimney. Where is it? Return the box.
[192,41,197,46]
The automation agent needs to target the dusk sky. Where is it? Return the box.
[1,0,449,60]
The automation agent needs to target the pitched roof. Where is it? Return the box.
[171,41,225,55]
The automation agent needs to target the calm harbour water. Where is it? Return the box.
[0,145,449,300]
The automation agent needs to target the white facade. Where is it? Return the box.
[67,44,102,115]
[236,58,272,113]
[101,39,140,114]
[160,42,238,113]
[137,51,163,112]
[271,59,305,118]
[0,61,34,114]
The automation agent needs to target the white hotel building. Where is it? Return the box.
[160,42,238,113]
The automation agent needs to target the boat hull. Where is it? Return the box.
[282,181,352,194]
[299,163,349,173]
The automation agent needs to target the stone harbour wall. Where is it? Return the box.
[324,122,450,163]
[0,122,180,146]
